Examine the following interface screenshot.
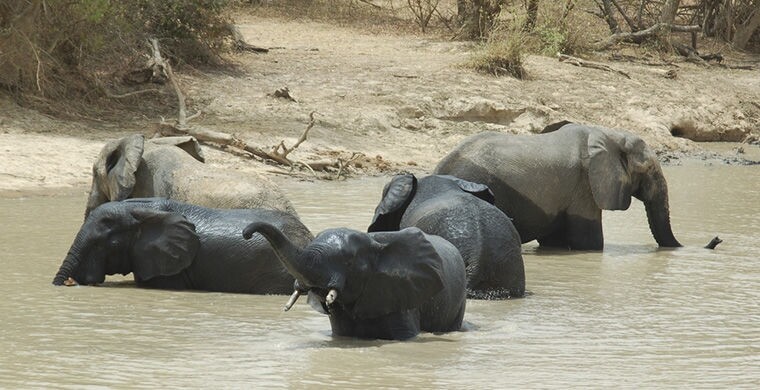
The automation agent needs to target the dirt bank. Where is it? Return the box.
[1,15,759,196]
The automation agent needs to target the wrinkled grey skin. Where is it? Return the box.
[53,198,313,293]
[368,174,525,299]
[244,224,466,340]
[84,134,297,219]
[435,122,681,250]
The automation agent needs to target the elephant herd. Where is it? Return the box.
[53,122,685,340]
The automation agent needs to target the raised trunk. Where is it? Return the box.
[243,222,307,283]
[639,172,681,247]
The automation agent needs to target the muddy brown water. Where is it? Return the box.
[1,163,758,388]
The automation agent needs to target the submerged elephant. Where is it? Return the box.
[434,122,681,250]
[84,134,296,218]
[53,198,313,293]
[243,223,466,340]
[368,174,525,299]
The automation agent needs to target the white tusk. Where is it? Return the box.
[325,289,338,305]
[283,290,301,311]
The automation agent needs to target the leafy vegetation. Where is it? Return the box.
[0,0,233,107]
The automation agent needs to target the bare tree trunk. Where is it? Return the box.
[658,0,682,44]
[455,0,504,39]
[523,0,540,32]
[610,0,638,31]
[733,6,760,50]
[718,0,735,41]
[660,0,681,25]
[599,0,620,33]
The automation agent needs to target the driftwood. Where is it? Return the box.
[704,236,723,250]
[558,54,631,79]
[268,87,297,102]
[673,43,724,66]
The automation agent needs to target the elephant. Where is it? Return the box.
[243,223,466,340]
[434,122,682,250]
[367,174,525,299]
[53,198,313,293]
[84,134,297,218]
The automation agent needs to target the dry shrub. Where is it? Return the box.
[465,29,527,79]
[0,0,234,114]
[537,2,605,56]
[503,0,603,56]
[246,0,414,34]
[464,0,606,78]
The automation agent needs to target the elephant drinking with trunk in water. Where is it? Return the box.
[434,122,681,250]
[243,223,466,340]
[53,198,313,293]
[84,134,297,218]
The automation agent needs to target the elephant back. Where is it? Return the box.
[140,145,298,216]
[417,234,466,333]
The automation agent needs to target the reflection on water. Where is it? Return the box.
[0,164,758,388]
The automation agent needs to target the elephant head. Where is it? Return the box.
[584,126,681,247]
[53,200,200,286]
[367,173,494,232]
[85,135,205,218]
[243,223,445,319]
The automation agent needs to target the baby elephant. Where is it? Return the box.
[244,223,466,340]
[368,174,525,299]
[53,198,313,294]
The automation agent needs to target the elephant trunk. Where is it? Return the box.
[243,222,308,283]
[640,172,682,248]
[53,252,81,285]
[52,224,92,285]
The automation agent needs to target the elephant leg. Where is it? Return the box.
[537,209,603,250]
[565,214,603,250]
[328,307,421,340]
[537,228,570,248]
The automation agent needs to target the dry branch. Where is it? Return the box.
[274,111,316,158]
[146,39,363,178]
[594,23,701,50]
[558,54,631,79]
[228,24,269,53]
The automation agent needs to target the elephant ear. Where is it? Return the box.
[540,120,573,133]
[148,136,205,163]
[129,208,199,281]
[353,228,444,319]
[367,174,417,232]
[438,175,495,204]
[586,129,637,210]
[94,135,145,202]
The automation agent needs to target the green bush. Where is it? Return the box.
[536,26,566,56]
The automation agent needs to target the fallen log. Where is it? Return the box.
[594,23,701,50]
[558,54,631,79]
